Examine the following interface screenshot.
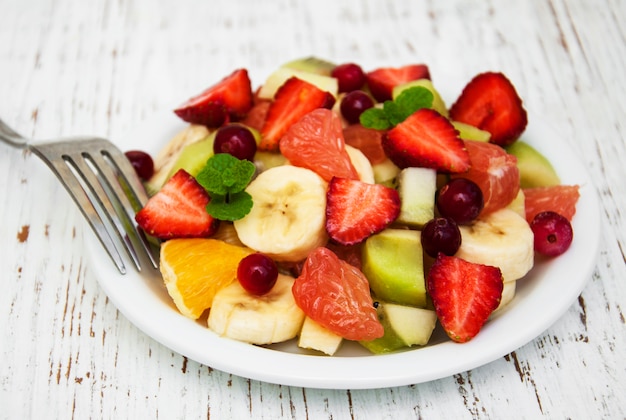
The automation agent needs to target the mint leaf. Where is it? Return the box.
[382,100,407,127]
[206,191,253,221]
[360,107,391,130]
[359,86,435,130]
[195,154,256,221]
[196,153,255,195]
[395,86,434,117]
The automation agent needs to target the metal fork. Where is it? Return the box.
[0,118,159,274]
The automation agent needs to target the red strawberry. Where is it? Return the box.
[427,254,503,343]
[449,72,528,147]
[259,77,336,151]
[326,177,400,246]
[366,64,430,102]
[174,69,253,128]
[382,108,470,173]
[135,169,218,239]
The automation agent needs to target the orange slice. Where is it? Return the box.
[160,238,254,319]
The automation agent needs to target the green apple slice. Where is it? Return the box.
[362,229,427,307]
[395,167,437,228]
[298,316,343,356]
[257,67,339,100]
[166,132,216,180]
[359,301,437,354]
[506,140,560,188]
[281,56,336,76]
[452,121,491,142]
[383,303,437,346]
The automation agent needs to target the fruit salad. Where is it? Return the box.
[127,57,580,355]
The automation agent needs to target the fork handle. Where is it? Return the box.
[0,119,28,148]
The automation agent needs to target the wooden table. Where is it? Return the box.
[1,0,625,418]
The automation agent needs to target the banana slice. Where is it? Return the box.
[208,273,305,345]
[233,165,328,262]
[346,145,375,184]
[493,280,516,314]
[456,208,534,282]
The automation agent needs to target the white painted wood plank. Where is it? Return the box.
[1,0,624,418]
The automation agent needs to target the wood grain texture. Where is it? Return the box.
[1,0,625,418]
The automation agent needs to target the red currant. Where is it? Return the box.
[340,90,375,124]
[237,253,278,295]
[530,211,573,256]
[436,178,484,224]
[213,124,257,161]
[124,150,154,180]
[331,63,366,93]
[421,217,462,258]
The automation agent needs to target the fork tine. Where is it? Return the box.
[31,139,160,274]
[34,148,131,274]
[81,140,160,269]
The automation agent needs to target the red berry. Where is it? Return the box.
[331,63,366,93]
[213,124,257,161]
[125,150,154,180]
[530,211,573,256]
[421,217,462,258]
[437,178,484,225]
[340,90,374,124]
[237,253,278,295]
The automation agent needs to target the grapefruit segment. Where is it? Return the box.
[523,185,580,223]
[280,108,359,182]
[292,247,384,341]
[453,140,520,216]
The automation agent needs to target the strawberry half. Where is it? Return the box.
[259,77,336,151]
[382,108,470,173]
[326,177,400,246]
[174,69,253,128]
[365,64,430,102]
[449,72,528,147]
[427,254,503,343]
[135,169,218,239]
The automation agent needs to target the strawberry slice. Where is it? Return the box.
[366,64,430,102]
[135,169,218,239]
[427,254,503,343]
[382,108,470,173]
[174,69,253,128]
[449,72,528,147]
[259,77,336,151]
[326,177,400,246]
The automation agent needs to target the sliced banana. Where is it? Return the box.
[346,145,375,184]
[233,165,328,262]
[456,208,534,282]
[208,273,305,345]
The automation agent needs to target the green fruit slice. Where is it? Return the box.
[452,121,491,142]
[506,140,560,188]
[359,301,437,354]
[362,229,427,307]
[166,132,216,180]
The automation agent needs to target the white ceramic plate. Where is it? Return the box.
[86,95,600,389]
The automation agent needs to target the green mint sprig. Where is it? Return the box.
[360,86,434,130]
[196,153,255,221]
